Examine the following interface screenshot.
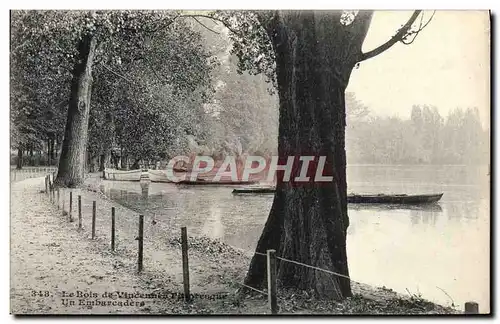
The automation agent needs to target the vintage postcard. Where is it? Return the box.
[9,9,491,315]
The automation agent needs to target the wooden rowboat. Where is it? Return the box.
[232,187,443,204]
[177,179,259,186]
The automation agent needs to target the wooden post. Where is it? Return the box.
[464,301,479,314]
[57,189,60,209]
[78,195,82,229]
[111,207,115,251]
[62,193,65,216]
[91,201,96,239]
[51,186,55,203]
[137,215,144,273]
[267,249,278,314]
[45,176,48,195]
[181,226,190,302]
[69,192,73,222]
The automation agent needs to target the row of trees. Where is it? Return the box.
[11,11,278,173]
[345,95,489,165]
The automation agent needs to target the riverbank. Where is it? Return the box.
[10,176,459,314]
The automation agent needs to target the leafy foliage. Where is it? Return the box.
[11,10,217,169]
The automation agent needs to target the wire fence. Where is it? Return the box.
[29,174,478,315]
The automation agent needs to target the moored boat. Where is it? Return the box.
[177,179,259,186]
[346,193,443,204]
[104,169,142,181]
[232,186,443,204]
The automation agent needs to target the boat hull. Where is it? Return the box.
[104,169,142,182]
[232,187,443,204]
[148,170,173,183]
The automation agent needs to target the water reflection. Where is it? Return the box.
[99,165,489,311]
[349,203,443,213]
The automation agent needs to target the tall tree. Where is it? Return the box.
[217,10,431,299]
[11,10,217,186]
[10,11,71,168]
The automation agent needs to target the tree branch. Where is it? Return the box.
[180,14,243,37]
[358,10,422,62]
[190,16,220,34]
[401,10,436,45]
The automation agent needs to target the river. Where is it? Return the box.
[99,164,490,312]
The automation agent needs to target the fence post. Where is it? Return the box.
[137,215,144,273]
[267,249,278,314]
[78,195,82,229]
[91,201,96,239]
[69,192,73,222]
[181,226,190,302]
[111,207,115,251]
[45,176,48,195]
[57,189,60,209]
[51,186,55,204]
[464,301,479,314]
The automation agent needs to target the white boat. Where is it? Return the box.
[148,169,172,183]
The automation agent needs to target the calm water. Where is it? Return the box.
[100,165,490,311]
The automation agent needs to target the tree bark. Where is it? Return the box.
[55,34,97,187]
[29,146,34,166]
[244,11,373,300]
[99,153,105,172]
[131,159,140,170]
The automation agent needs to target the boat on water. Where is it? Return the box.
[232,186,443,204]
[148,170,173,183]
[347,193,443,204]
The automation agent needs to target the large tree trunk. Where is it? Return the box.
[55,34,97,187]
[131,159,140,170]
[244,11,372,300]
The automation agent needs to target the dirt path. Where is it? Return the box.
[10,177,266,314]
[11,178,157,314]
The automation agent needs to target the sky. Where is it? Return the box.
[347,11,490,127]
